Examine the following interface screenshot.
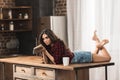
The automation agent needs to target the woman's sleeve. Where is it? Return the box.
[51,41,66,64]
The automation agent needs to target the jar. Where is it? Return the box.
[24,13,29,19]
[0,8,3,19]
[19,13,22,19]
[1,24,4,30]
[8,10,12,19]
[9,21,14,30]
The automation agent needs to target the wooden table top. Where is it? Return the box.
[0,56,114,70]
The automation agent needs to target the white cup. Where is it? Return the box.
[63,57,69,66]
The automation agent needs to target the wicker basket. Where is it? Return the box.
[0,0,15,7]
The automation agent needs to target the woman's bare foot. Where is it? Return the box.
[92,30,100,42]
[96,39,109,49]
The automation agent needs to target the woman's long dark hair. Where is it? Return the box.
[39,28,59,47]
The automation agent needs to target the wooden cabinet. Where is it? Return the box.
[13,64,88,80]
[35,68,55,80]
[0,56,90,80]
[13,64,55,80]
[0,6,32,54]
[0,6,32,32]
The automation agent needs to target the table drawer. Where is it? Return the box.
[35,68,55,80]
[14,65,33,75]
[15,78,33,80]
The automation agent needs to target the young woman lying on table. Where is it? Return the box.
[34,28,111,64]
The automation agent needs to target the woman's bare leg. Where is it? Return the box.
[92,30,100,43]
[93,39,109,54]
[92,40,111,62]
[92,30,100,54]
[96,39,109,49]
[92,30,109,54]
[92,30,111,62]
[99,47,111,58]
[92,48,111,62]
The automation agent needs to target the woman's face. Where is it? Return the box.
[42,33,51,46]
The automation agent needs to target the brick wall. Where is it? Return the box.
[0,0,18,55]
[0,32,18,55]
[0,0,67,55]
[0,0,15,7]
[54,0,66,16]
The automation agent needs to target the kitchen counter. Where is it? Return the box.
[0,56,114,70]
[0,56,114,80]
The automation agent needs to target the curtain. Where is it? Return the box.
[67,0,120,80]
[67,0,96,51]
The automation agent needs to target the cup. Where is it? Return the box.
[63,57,69,66]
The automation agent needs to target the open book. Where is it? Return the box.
[33,44,56,64]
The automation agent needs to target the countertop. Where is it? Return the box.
[0,56,115,70]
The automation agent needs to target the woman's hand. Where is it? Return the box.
[44,50,56,64]
[33,44,46,55]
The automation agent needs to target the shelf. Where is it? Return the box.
[0,6,32,54]
[1,6,32,9]
[0,6,32,32]
[0,18,32,21]
[0,30,32,33]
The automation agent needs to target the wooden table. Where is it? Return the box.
[0,56,114,80]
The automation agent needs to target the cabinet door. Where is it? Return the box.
[15,65,33,75]
[13,64,56,80]
[35,68,55,80]
[13,64,34,80]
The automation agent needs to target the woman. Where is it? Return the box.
[38,28,111,64]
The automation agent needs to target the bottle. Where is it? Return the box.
[8,10,12,19]
[19,13,22,19]
[1,24,4,30]
[24,13,29,19]
[9,21,14,30]
[0,8,3,19]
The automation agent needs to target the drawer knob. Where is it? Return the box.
[42,72,47,76]
[21,69,25,73]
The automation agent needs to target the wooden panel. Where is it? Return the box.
[14,78,33,80]
[5,63,13,80]
[77,69,89,80]
[56,70,75,80]
[56,69,89,80]
[35,68,55,80]
[0,63,3,80]
[0,63,13,80]
[14,65,33,75]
